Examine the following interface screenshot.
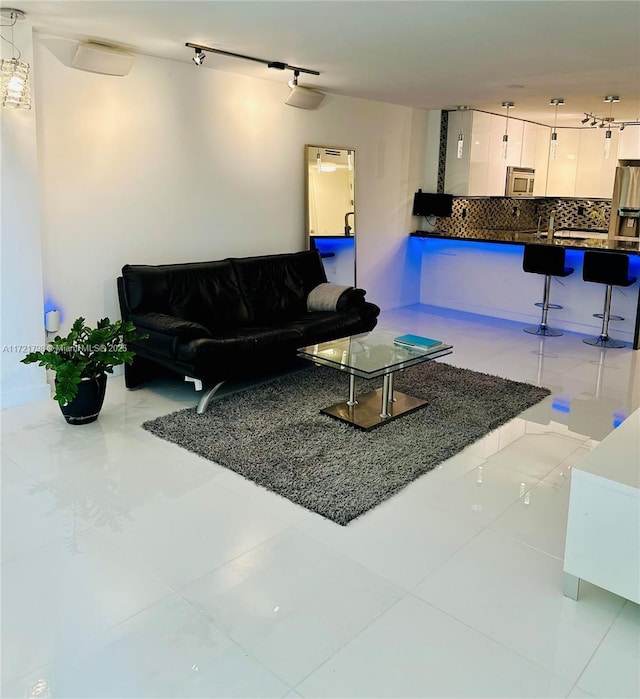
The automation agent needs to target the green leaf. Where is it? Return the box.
[20,315,148,406]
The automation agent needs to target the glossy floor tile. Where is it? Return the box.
[180,528,404,686]
[297,595,573,698]
[412,529,627,685]
[4,595,290,698]
[2,304,639,698]
[575,601,640,698]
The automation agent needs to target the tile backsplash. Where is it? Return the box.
[434,198,611,235]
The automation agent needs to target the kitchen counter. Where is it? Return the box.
[410,229,640,254]
[412,234,640,349]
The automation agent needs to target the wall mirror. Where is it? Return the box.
[305,144,356,286]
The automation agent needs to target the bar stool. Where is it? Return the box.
[522,244,574,336]
[582,251,637,348]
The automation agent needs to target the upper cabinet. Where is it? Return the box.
[617,127,640,160]
[445,109,629,199]
[546,128,618,198]
[575,129,619,198]
[445,111,538,196]
[546,129,580,197]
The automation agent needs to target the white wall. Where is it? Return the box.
[0,24,49,408]
[34,35,434,335]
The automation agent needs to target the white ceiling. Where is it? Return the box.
[9,0,640,126]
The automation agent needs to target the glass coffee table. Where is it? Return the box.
[297,329,453,430]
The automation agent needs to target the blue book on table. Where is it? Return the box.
[394,334,442,349]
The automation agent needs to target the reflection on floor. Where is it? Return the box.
[2,304,639,698]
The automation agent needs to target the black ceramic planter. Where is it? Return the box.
[59,374,107,425]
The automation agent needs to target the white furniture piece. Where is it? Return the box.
[563,408,640,603]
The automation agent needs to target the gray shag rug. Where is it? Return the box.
[142,363,550,525]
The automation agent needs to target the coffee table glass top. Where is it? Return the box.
[297,330,453,379]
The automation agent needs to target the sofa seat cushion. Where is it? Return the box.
[175,326,303,364]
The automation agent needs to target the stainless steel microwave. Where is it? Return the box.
[506,167,535,197]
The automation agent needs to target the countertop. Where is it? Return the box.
[410,229,640,254]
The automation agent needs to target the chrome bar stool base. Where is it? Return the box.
[524,324,563,337]
[583,335,627,349]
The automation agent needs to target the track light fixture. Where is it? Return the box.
[185,42,319,77]
[186,41,323,109]
[580,97,637,143]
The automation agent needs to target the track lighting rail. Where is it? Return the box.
[185,42,319,76]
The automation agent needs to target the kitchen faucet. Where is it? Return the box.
[535,215,543,239]
[344,211,355,236]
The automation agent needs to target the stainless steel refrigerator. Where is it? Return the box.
[609,166,640,239]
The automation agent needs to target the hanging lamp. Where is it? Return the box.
[456,106,469,159]
[0,9,31,109]
[549,99,564,160]
[501,102,514,159]
[603,96,619,159]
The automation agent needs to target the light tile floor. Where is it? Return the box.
[2,304,639,698]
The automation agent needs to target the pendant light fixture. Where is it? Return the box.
[549,99,564,160]
[456,106,469,159]
[347,150,354,171]
[0,9,31,110]
[316,149,322,173]
[501,102,514,159]
[603,96,619,159]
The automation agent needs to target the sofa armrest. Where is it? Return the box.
[128,313,212,359]
[335,287,366,312]
[307,283,367,313]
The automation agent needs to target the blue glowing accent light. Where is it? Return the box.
[612,410,627,429]
[312,237,355,253]
[551,396,572,413]
[43,295,63,326]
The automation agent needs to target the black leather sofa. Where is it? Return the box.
[117,250,380,412]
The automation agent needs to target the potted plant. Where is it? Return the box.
[21,316,147,425]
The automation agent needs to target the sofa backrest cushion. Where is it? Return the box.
[121,261,250,330]
[231,250,327,323]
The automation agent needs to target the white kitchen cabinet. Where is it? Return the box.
[444,109,474,196]
[520,122,539,169]
[617,126,640,160]
[445,110,523,196]
[486,114,522,195]
[532,126,549,196]
[467,110,490,196]
[574,128,618,198]
[445,110,631,198]
[546,129,580,197]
